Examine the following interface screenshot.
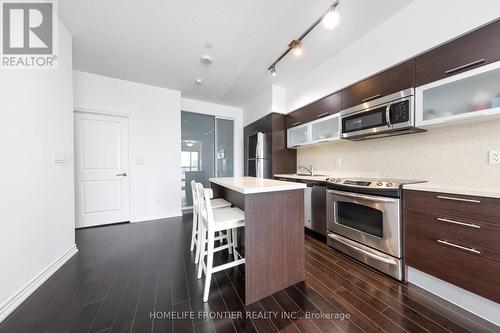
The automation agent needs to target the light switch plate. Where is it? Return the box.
[489,150,500,164]
[335,157,342,167]
[53,152,65,164]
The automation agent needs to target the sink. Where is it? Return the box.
[295,173,326,177]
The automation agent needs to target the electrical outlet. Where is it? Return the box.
[335,157,342,167]
[489,150,500,164]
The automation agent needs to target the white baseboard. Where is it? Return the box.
[0,244,78,323]
[408,267,500,326]
[131,213,182,223]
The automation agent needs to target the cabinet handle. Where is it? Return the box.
[444,59,485,75]
[361,94,382,102]
[437,239,480,254]
[292,121,302,126]
[437,217,480,229]
[437,195,480,204]
[316,112,329,118]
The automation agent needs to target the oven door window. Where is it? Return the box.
[336,202,383,238]
[342,106,388,134]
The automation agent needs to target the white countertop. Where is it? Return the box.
[274,174,332,182]
[209,177,306,194]
[403,182,500,199]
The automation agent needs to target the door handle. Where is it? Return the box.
[116,173,127,177]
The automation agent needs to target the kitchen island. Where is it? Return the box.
[209,177,306,305]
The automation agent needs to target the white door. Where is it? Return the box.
[74,112,130,228]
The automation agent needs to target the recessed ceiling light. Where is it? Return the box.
[200,55,213,65]
[195,78,204,85]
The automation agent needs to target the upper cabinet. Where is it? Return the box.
[287,113,340,149]
[416,20,500,86]
[341,60,415,109]
[286,92,341,129]
[416,60,500,127]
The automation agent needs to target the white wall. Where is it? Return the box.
[286,0,500,111]
[73,71,182,222]
[244,85,286,125]
[181,98,244,177]
[0,24,76,321]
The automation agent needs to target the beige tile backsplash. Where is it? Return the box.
[296,119,500,185]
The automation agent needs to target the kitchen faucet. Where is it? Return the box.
[299,165,314,176]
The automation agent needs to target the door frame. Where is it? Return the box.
[73,107,133,225]
[214,115,236,178]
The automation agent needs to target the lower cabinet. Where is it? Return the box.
[404,190,500,303]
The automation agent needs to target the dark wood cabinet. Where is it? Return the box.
[286,92,341,129]
[341,60,415,109]
[404,190,500,303]
[244,113,296,177]
[416,19,500,86]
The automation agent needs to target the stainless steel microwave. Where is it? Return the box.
[340,88,425,141]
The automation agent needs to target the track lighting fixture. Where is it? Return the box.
[289,40,303,56]
[270,66,277,76]
[267,0,340,76]
[322,5,340,29]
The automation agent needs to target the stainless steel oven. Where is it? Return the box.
[327,189,401,257]
[325,178,424,280]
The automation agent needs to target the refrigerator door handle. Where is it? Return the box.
[256,159,263,178]
[255,132,262,159]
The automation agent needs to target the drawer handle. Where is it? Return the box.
[361,94,382,102]
[437,239,480,254]
[437,195,480,204]
[445,59,485,75]
[292,121,302,126]
[316,112,329,118]
[437,217,480,229]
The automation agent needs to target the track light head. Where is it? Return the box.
[322,6,340,29]
[289,40,303,56]
[270,66,277,76]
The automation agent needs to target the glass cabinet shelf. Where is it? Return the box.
[416,60,500,127]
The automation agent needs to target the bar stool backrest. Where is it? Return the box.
[195,182,215,228]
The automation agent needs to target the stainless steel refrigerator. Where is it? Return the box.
[247,132,271,178]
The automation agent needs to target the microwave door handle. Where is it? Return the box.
[386,104,392,127]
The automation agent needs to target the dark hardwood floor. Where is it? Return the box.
[1,214,499,333]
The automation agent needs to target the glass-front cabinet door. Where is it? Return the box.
[310,114,340,143]
[416,60,500,127]
[287,124,310,148]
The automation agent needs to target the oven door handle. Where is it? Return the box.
[328,233,398,265]
[328,189,397,203]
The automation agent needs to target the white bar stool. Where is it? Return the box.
[195,183,245,302]
[189,181,231,264]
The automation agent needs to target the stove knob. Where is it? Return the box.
[336,178,342,183]
[376,182,383,186]
[386,182,393,187]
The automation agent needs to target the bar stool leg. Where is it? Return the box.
[231,228,238,261]
[203,231,215,302]
[197,224,206,279]
[190,209,198,252]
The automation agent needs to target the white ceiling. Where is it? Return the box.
[60,0,413,108]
